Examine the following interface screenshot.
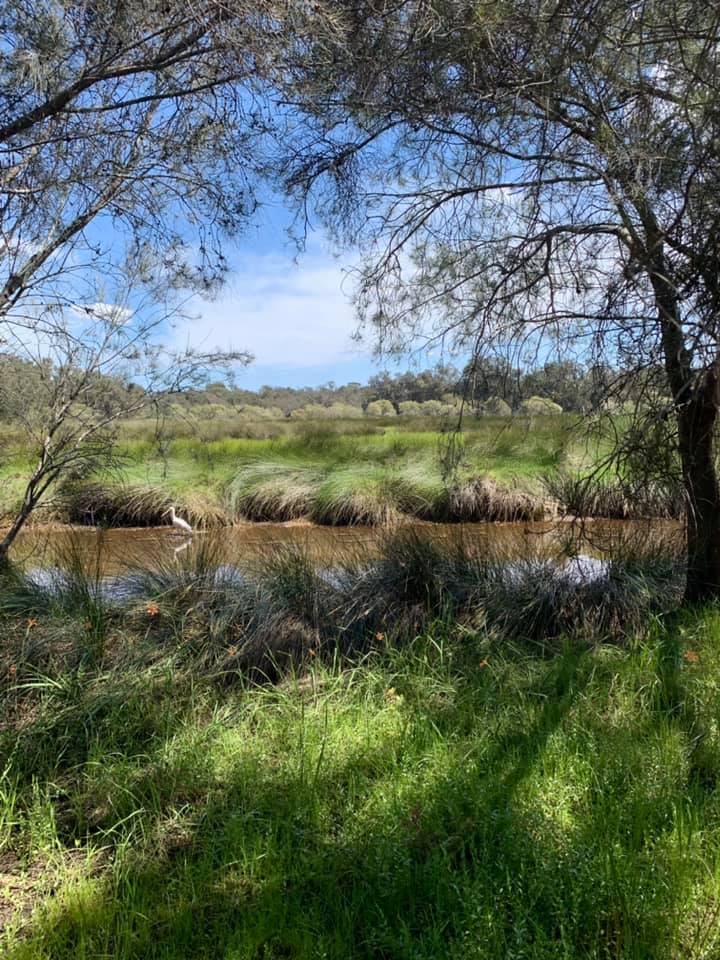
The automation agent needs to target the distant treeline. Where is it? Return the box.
[164,360,633,419]
[0,354,654,423]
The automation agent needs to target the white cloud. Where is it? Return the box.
[71,302,134,325]
[173,248,367,368]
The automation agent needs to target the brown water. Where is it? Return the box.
[8,519,682,575]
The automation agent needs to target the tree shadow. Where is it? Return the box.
[4,642,716,959]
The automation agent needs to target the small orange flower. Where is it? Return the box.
[375,632,386,643]
[479,659,490,669]
[26,618,38,630]
[308,647,317,658]
[146,602,160,618]
[683,650,700,664]
[226,645,237,658]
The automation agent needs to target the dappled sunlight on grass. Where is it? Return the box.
[2,604,720,957]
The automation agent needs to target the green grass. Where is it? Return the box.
[2,607,720,957]
[2,413,681,527]
[1,415,594,527]
[0,533,716,958]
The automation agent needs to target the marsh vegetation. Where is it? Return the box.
[0,401,702,960]
[0,414,684,534]
[3,2,720,954]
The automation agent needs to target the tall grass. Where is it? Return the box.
[3,411,691,552]
[4,416,626,529]
[225,462,324,522]
[225,457,548,525]
[57,482,229,528]
[1,526,685,691]
[1,585,720,956]
[545,471,686,520]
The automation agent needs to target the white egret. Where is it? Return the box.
[166,506,193,534]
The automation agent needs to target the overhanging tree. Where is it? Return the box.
[0,0,335,553]
[276,0,720,602]
[0,268,249,564]
[0,0,292,316]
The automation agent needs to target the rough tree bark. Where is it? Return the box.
[677,377,720,603]
[0,493,43,568]
[651,237,720,603]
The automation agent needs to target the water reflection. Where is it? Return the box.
[9,519,683,576]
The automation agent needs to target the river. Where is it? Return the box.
[7,519,682,575]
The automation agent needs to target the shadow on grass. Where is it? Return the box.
[5,639,715,960]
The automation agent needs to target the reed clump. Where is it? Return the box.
[225,464,322,522]
[443,478,545,522]
[545,472,685,520]
[57,482,229,528]
[1,523,685,692]
[226,462,547,526]
[309,469,406,526]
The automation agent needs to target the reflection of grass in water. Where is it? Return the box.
[0,536,716,958]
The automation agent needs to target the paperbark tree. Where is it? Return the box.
[275,0,720,603]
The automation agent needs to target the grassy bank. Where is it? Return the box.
[0,531,717,957]
[2,415,685,530]
[2,415,625,528]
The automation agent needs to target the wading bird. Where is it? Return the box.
[166,506,193,534]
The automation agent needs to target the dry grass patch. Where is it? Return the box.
[56,482,229,528]
[545,473,685,520]
[442,479,545,522]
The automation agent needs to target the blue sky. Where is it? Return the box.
[169,201,392,390]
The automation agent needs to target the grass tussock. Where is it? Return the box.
[3,416,626,530]
[443,478,545,522]
[546,472,686,520]
[225,464,322,522]
[226,463,546,526]
[309,468,406,525]
[57,482,229,528]
[0,526,684,687]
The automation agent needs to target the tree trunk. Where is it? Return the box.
[0,500,35,568]
[641,215,720,604]
[677,380,720,604]
[0,472,46,568]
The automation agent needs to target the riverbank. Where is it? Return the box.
[0,417,683,530]
[0,529,716,958]
[0,416,570,527]
[4,518,685,585]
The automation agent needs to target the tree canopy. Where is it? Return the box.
[274,0,720,601]
[0,0,318,321]
[0,0,319,557]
